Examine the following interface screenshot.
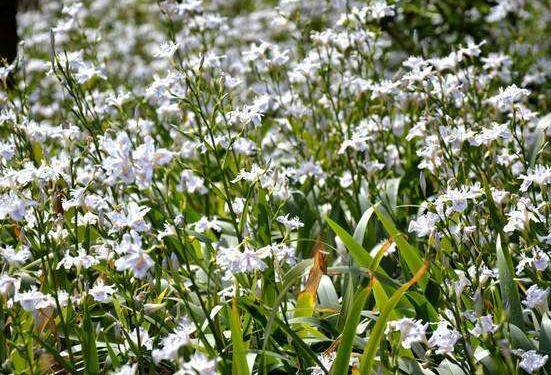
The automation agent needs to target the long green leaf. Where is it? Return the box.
[326,217,373,268]
[496,235,524,329]
[359,263,429,374]
[82,302,100,375]
[539,313,551,371]
[332,282,373,375]
[353,207,375,245]
[372,280,398,321]
[373,205,427,288]
[260,259,313,370]
[230,297,250,375]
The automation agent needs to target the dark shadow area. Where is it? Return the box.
[0,1,18,65]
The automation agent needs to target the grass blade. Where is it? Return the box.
[332,281,373,375]
[496,235,524,329]
[373,205,427,288]
[359,262,429,374]
[353,207,375,245]
[326,216,374,268]
[230,297,250,375]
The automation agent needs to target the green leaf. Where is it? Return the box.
[359,263,429,374]
[508,324,536,351]
[373,205,427,288]
[406,291,439,322]
[81,302,100,375]
[482,176,504,234]
[332,282,373,375]
[398,358,436,375]
[326,216,374,268]
[474,347,502,375]
[539,313,551,371]
[436,360,467,375]
[373,280,398,321]
[353,207,375,246]
[337,273,356,331]
[496,235,524,329]
[529,114,549,167]
[380,178,401,214]
[260,259,313,369]
[230,297,250,375]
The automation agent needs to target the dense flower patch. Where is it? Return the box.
[1,0,551,374]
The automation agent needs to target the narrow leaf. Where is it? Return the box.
[496,235,524,329]
[229,298,250,375]
[359,263,429,374]
[332,281,373,375]
[373,205,427,288]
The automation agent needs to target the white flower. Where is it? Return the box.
[387,318,427,349]
[0,141,15,160]
[157,222,177,240]
[114,232,154,279]
[339,171,353,188]
[194,217,222,233]
[257,244,297,266]
[14,288,56,312]
[89,280,116,303]
[133,136,173,189]
[216,246,267,274]
[486,84,530,112]
[518,165,551,192]
[472,122,511,146]
[504,199,540,233]
[276,214,304,231]
[231,164,266,183]
[107,202,151,233]
[368,0,395,20]
[231,198,245,215]
[512,350,548,374]
[101,132,135,185]
[57,250,98,270]
[153,41,179,58]
[181,352,217,375]
[152,316,196,363]
[408,212,439,238]
[516,247,549,273]
[428,321,461,354]
[128,327,153,350]
[438,184,481,215]
[470,314,498,337]
[523,285,549,309]
[1,246,32,266]
[74,63,107,84]
[0,192,31,222]
[0,274,19,297]
[452,270,471,297]
[111,364,137,375]
[178,170,208,194]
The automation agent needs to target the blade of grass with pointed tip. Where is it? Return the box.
[230,297,250,375]
[496,235,524,329]
[332,282,374,375]
[353,207,375,245]
[260,259,313,370]
[359,263,429,374]
[326,217,374,268]
[81,302,100,375]
[373,205,427,288]
[372,280,398,321]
